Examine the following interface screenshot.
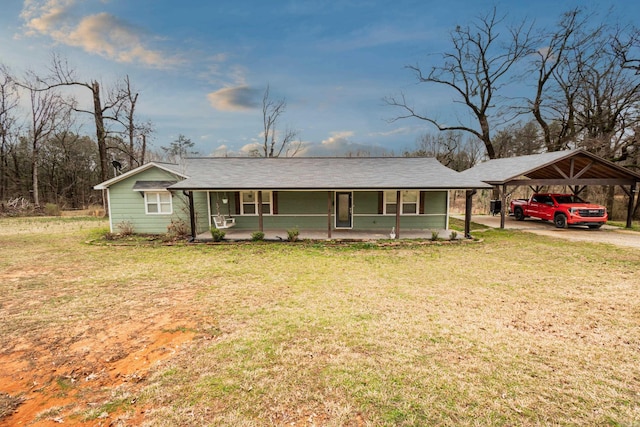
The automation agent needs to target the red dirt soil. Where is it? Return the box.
[0,316,196,426]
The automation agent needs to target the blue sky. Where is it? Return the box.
[1,0,638,157]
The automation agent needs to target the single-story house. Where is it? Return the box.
[94,157,491,239]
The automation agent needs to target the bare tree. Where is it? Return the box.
[0,65,20,201]
[112,75,153,169]
[30,53,129,183]
[24,72,70,206]
[386,8,534,159]
[261,85,300,157]
[526,8,593,151]
[404,131,482,171]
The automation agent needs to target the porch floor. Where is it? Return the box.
[196,228,459,241]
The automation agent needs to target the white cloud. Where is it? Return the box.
[297,131,390,156]
[207,85,260,112]
[20,0,177,67]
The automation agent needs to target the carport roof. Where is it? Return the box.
[168,157,492,190]
[460,149,640,186]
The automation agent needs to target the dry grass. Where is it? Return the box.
[0,217,639,426]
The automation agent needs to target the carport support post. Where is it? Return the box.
[626,183,637,229]
[465,189,476,239]
[500,184,507,229]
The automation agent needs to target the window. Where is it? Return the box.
[401,190,418,214]
[240,191,272,215]
[384,191,397,214]
[384,190,419,215]
[145,191,172,214]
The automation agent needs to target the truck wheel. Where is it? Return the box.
[514,207,525,221]
[554,213,568,229]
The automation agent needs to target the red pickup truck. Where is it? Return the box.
[510,193,608,229]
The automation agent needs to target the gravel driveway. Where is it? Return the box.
[466,215,640,249]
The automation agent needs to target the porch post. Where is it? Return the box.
[327,191,332,239]
[626,183,637,229]
[395,190,401,239]
[257,191,263,232]
[185,191,196,241]
[465,189,476,239]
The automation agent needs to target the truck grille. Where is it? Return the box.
[577,209,605,217]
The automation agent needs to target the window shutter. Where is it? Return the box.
[420,191,425,214]
[273,191,279,214]
[234,192,241,215]
[378,191,383,214]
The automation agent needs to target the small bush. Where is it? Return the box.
[44,203,60,216]
[167,219,189,239]
[251,231,265,241]
[210,228,226,242]
[286,227,300,242]
[430,230,440,241]
[116,220,134,236]
[449,230,458,241]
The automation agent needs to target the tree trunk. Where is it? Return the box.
[91,81,109,183]
[32,147,39,207]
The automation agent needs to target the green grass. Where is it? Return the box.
[1,217,639,426]
[608,220,640,231]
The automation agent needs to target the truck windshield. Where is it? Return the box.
[555,195,585,204]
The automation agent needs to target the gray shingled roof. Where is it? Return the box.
[460,149,640,184]
[460,151,573,184]
[168,157,491,190]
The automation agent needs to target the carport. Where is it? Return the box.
[461,149,640,228]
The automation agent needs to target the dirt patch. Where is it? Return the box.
[0,316,197,426]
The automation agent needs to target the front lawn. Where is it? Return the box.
[0,217,638,426]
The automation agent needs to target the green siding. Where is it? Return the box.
[354,192,379,214]
[278,191,328,214]
[192,192,210,234]
[423,191,448,215]
[206,190,449,231]
[108,167,189,234]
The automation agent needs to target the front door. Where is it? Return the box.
[335,192,352,228]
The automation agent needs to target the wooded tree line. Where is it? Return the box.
[0,55,154,211]
[394,7,640,175]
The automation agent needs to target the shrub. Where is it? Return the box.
[167,219,189,239]
[210,227,226,242]
[430,230,440,241]
[449,230,458,241]
[116,220,134,236]
[44,203,60,216]
[251,231,265,241]
[286,227,300,242]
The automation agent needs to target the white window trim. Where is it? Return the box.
[240,191,273,215]
[401,190,419,215]
[144,191,173,215]
[383,190,420,215]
